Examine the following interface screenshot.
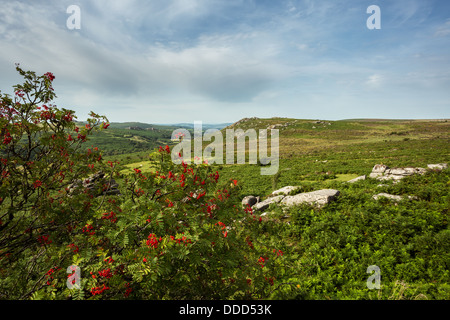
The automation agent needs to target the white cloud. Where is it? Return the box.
[434,19,450,37]
[296,43,309,51]
[0,0,449,122]
[0,1,288,104]
[365,74,384,88]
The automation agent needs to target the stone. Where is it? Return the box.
[252,195,285,212]
[372,164,389,173]
[376,174,404,181]
[427,163,448,171]
[372,193,417,201]
[347,175,366,183]
[280,189,340,208]
[386,167,426,176]
[372,193,404,201]
[376,184,390,188]
[270,186,300,196]
[369,164,427,181]
[242,195,259,208]
[67,171,120,197]
[369,164,389,179]
[267,124,282,130]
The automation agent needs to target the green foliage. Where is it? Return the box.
[265,169,450,300]
[1,67,449,300]
[85,126,174,156]
[0,67,288,300]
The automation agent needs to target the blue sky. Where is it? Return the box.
[0,0,449,123]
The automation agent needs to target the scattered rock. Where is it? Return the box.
[280,189,340,208]
[246,187,340,213]
[240,160,448,221]
[372,193,417,201]
[427,163,448,171]
[369,163,447,181]
[347,175,366,183]
[368,164,389,179]
[372,193,403,201]
[312,120,331,127]
[270,186,300,196]
[67,171,120,197]
[242,195,259,208]
[369,164,427,181]
[252,195,285,212]
[376,184,390,188]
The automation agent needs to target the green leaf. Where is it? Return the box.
[123,233,129,247]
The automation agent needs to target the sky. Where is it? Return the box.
[0,0,449,124]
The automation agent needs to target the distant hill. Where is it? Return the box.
[156,123,233,130]
[107,122,180,130]
[339,118,449,122]
[101,121,232,130]
[219,117,450,158]
[81,121,232,156]
[81,117,449,159]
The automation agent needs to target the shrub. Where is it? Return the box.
[0,66,288,300]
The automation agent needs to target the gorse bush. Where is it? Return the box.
[0,66,288,300]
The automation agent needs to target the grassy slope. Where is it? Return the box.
[101,118,450,299]
[209,118,450,197]
[87,124,177,156]
[102,117,449,204]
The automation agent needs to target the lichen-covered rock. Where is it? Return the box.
[270,186,300,196]
[67,171,120,197]
[242,195,259,208]
[369,164,389,179]
[369,164,427,181]
[252,195,285,212]
[280,189,340,208]
[372,193,417,201]
[347,175,366,183]
[427,163,448,171]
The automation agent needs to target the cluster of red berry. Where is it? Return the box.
[82,224,95,235]
[44,267,60,286]
[146,233,162,249]
[90,284,109,296]
[101,211,117,223]
[67,243,79,253]
[37,235,52,246]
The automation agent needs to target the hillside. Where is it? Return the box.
[95,117,449,160]
[101,117,449,198]
[3,113,449,300]
[85,122,231,156]
[104,117,450,299]
[209,117,449,196]
[223,117,450,158]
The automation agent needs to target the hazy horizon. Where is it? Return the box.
[99,117,450,125]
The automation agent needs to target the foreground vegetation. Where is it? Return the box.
[209,118,450,299]
[258,170,450,299]
[107,119,450,300]
[1,67,449,299]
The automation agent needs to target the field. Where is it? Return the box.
[106,118,449,198]
[4,114,448,300]
[99,117,450,299]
